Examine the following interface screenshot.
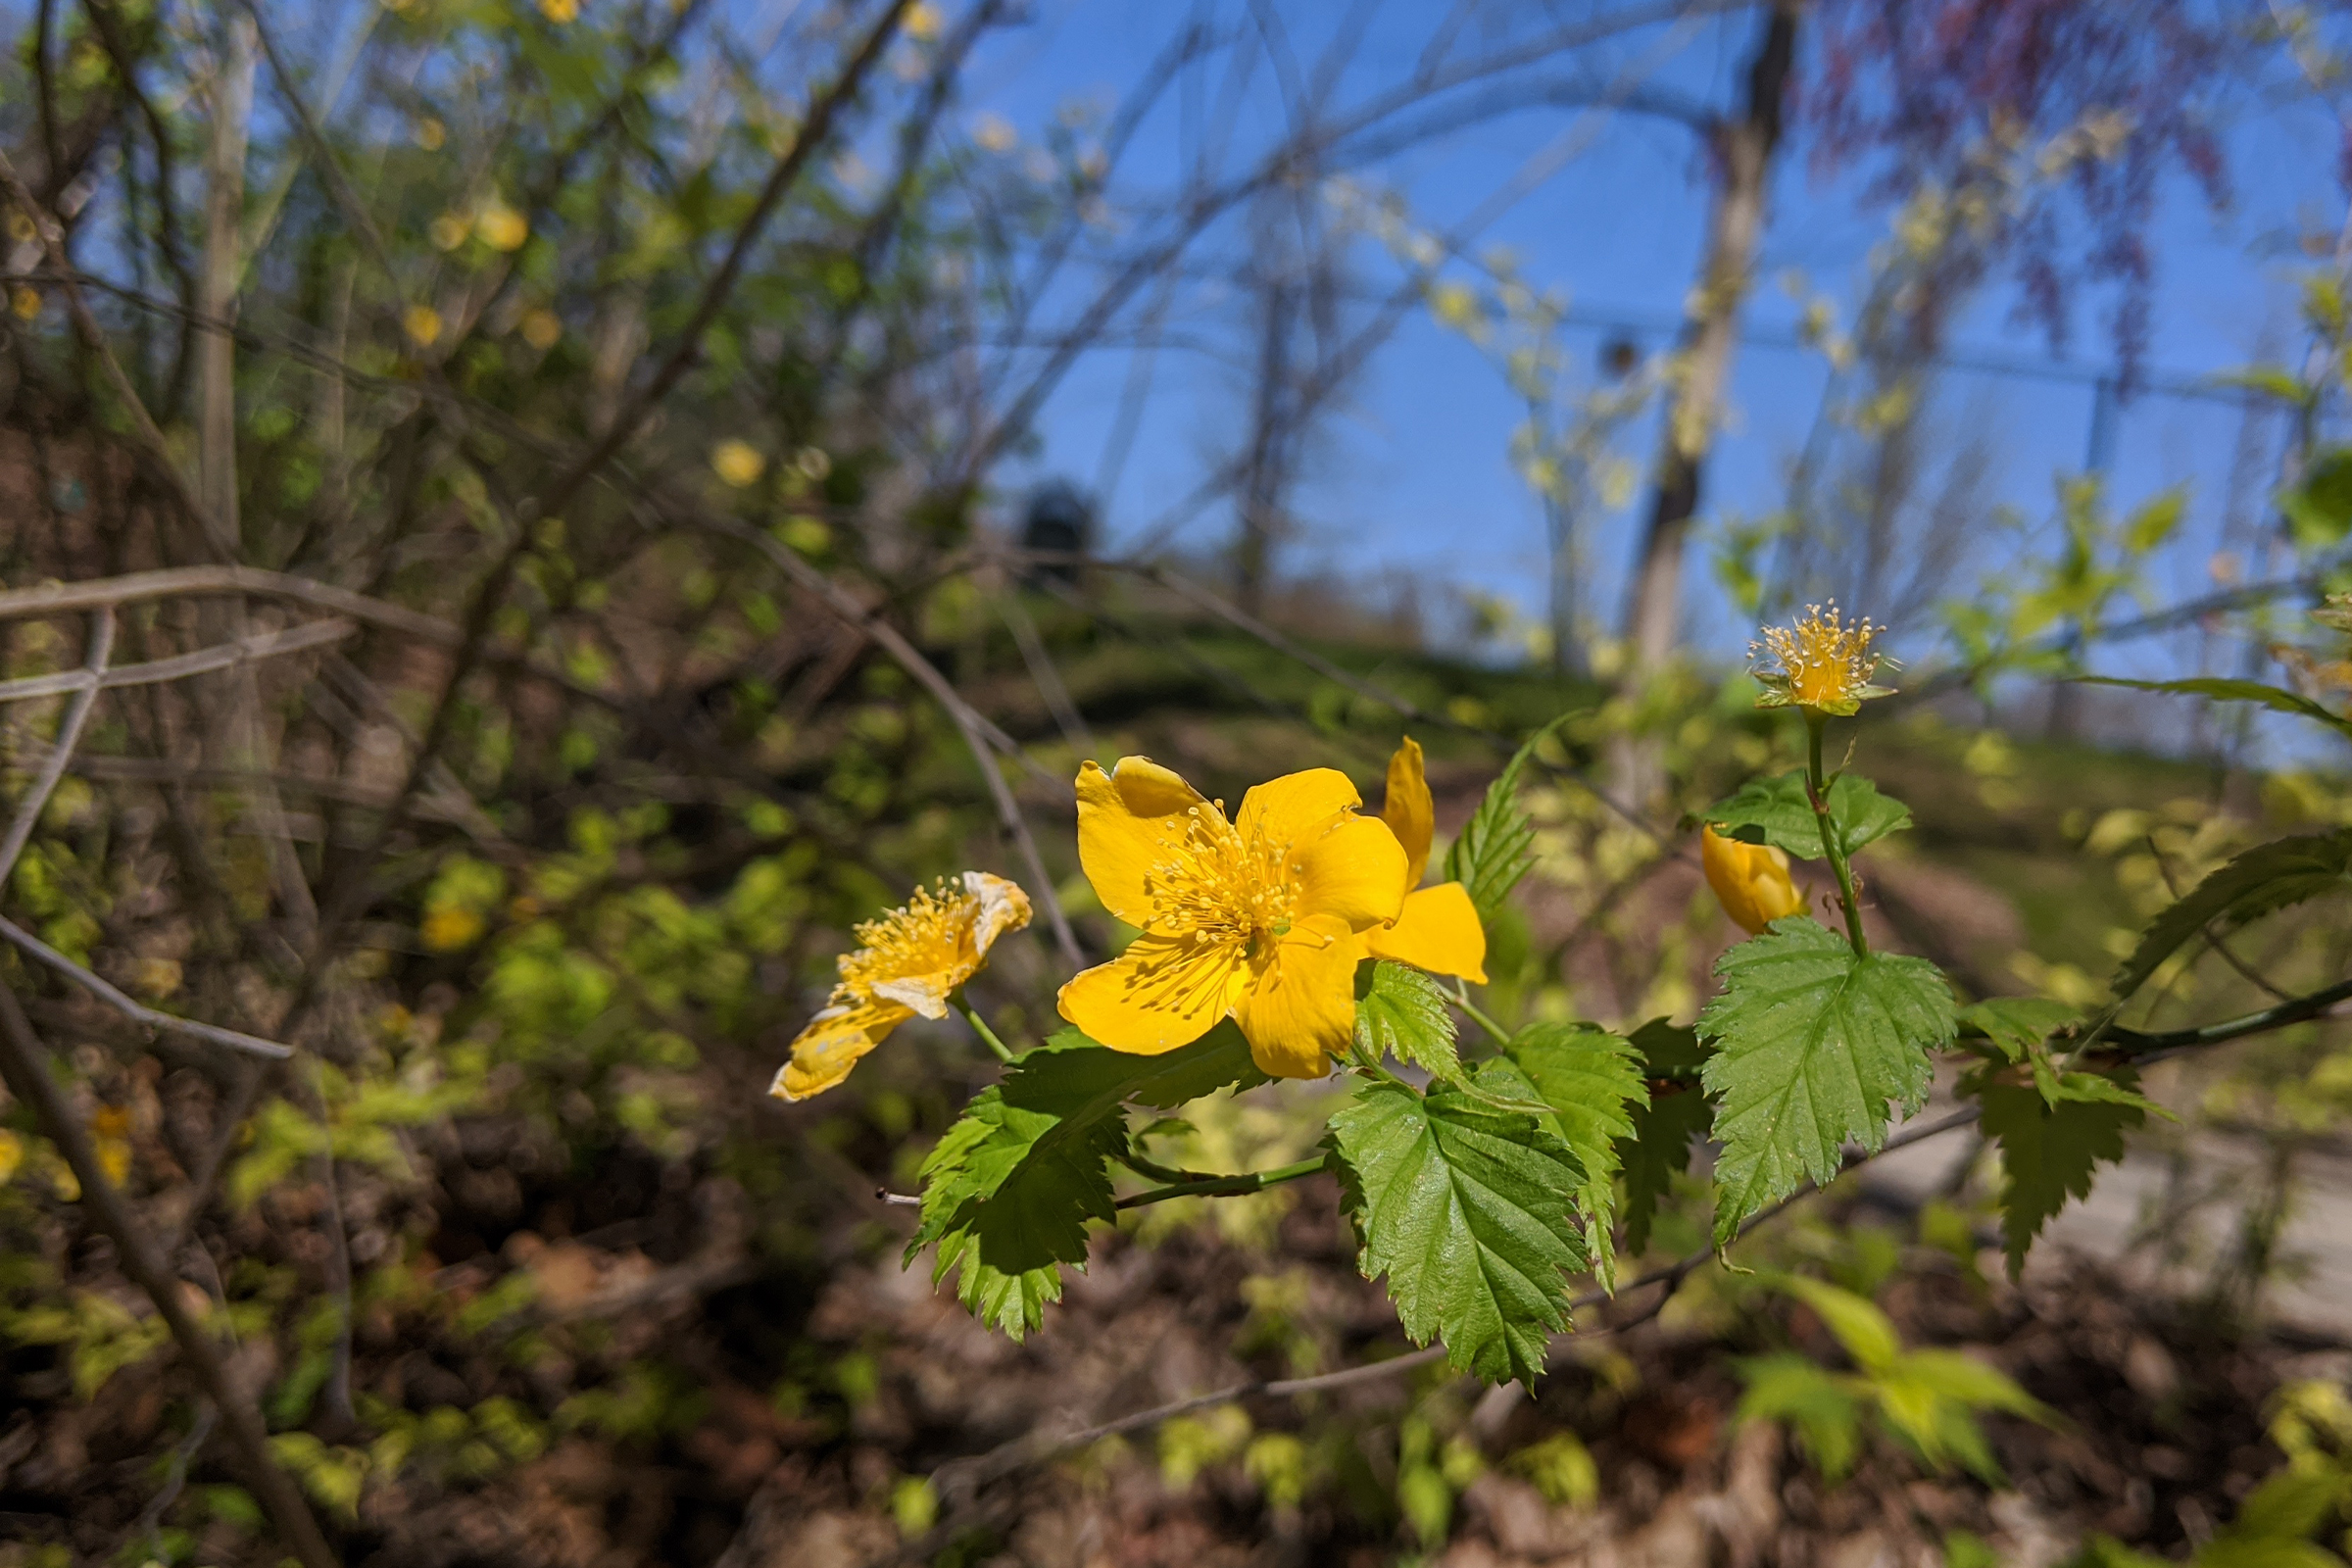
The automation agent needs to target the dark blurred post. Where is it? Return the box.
[1021,480,1095,583]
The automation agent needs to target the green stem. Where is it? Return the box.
[956,1000,1014,1064]
[1114,1155,1327,1210]
[1806,711,1869,956]
[1452,982,1512,1047]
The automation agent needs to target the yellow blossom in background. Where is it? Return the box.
[91,1105,132,1188]
[475,197,529,252]
[1700,825,1804,935]
[428,212,470,251]
[1366,737,1488,983]
[972,113,1016,153]
[403,304,444,347]
[0,1129,21,1185]
[1749,603,1892,716]
[1057,759,1405,1079]
[420,905,486,952]
[904,1,943,40]
[520,308,563,349]
[11,286,39,320]
[711,439,767,488]
[415,117,447,151]
[132,956,182,999]
[539,0,579,22]
[772,872,1031,1100]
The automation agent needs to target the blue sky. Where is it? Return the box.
[951,2,2340,675]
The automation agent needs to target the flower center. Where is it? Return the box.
[838,882,972,1001]
[1143,802,1300,954]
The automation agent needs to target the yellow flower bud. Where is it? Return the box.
[1701,825,1804,935]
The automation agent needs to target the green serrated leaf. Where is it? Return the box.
[1443,720,1564,917]
[1485,1023,1645,1283]
[2076,676,2352,743]
[1697,919,1954,1245]
[1705,770,1913,861]
[1615,1020,1712,1257]
[909,1023,1265,1335]
[1354,961,1461,1081]
[1327,1080,1586,1385]
[2108,830,2352,1001]
[1958,997,2081,1062]
[1970,1067,2149,1276]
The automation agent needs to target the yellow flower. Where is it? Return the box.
[10,286,39,320]
[1749,603,1893,716]
[711,439,767,488]
[904,1,942,40]
[520,308,563,350]
[475,197,529,253]
[403,304,444,347]
[1701,825,1804,935]
[538,0,579,22]
[1366,737,1488,983]
[772,872,1031,1101]
[1058,760,1405,1079]
[91,1104,132,1188]
[0,1129,21,1185]
[420,905,486,951]
[428,212,470,251]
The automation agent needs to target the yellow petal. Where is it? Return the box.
[1381,737,1435,887]
[1701,825,1805,936]
[1365,882,1488,983]
[1234,916,1359,1079]
[771,1001,908,1101]
[961,870,1033,960]
[1236,766,1360,856]
[1058,934,1247,1054]
[1076,758,1209,930]
[1293,813,1407,931]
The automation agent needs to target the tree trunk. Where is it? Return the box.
[1612,1,1798,803]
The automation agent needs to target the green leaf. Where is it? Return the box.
[1970,1068,2149,1276]
[1443,720,1563,917]
[1705,770,1912,861]
[2282,446,2352,548]
[1354,960,1460,1082]
[2075,676,2352,743]
[1485,1023,1644,1283]
[2108,830,2352,1001]
[1615,1019,1712,1257]
[910,1024,1264,1337]
[1766,1273,1901,1372]
[1735,1352,1866,1481]
[1697,919,1953,1245]
[1327,1079,1587,1384]
[1958,997,2081,1062]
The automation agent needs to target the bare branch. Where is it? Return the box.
[0,565,459,645]
[0,617,354,705]
[0,915,293,1061]
[0,608,113,885]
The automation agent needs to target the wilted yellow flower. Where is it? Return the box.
[1749,603,1892,716]
[711,439,767,488]
[1058,760,1404,1079]
[1701,825,1804,935]
[420,905,485,951]
[1367,737,1487,983]
[539,0,579,22]
[403,304,444,347]
[11,286,39,320]
[520,308,563,349]
[772,872,1031,1100]
[91,1104,132,1188]
[475,197,529,252]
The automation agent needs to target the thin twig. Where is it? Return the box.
[0,565,459,645]
[0,984,339,1568]
[0,607,114,886]
[0,616,353,705]
[0,915,292,1060]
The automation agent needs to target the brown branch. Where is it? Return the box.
[0,565,459,645]
[0,914,293,1060]
[0,984,340,1568]
[0,616,354,705]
